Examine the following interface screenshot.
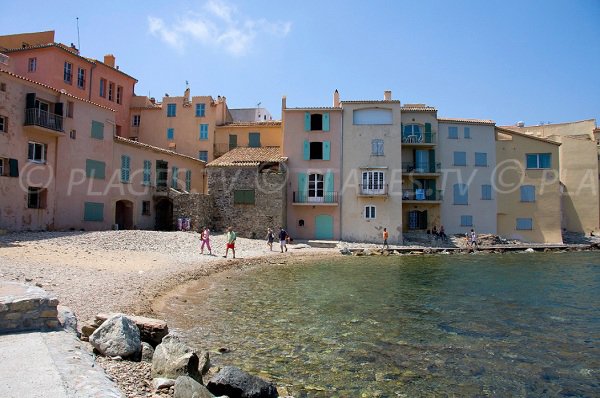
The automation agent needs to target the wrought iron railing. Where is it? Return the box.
[358,184,388,195]
[293,191,338,204]
[24,108,63,132]
[401,132,436,144]
[402,189,443,201]
[402,162,440,173]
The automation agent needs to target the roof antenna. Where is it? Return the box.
[76,17,81,51]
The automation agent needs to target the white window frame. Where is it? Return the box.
[132,115,141,127]
[365,205,376,220]
[77,67,85,89]
[361,171,385,195]
[308,173,324,202]
[64,61,72,83]
[27,141,46,163]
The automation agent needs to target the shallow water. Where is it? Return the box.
[158,252,600,397]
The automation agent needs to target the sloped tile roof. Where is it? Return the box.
[495,127,561,146]
[207,146,287,167]
[218,121,282,127]
[401,104,437,112]
[438,117,495,125]
[114,136,207,163]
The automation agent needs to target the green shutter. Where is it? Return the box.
[324,171,334,202]
[91,121,104,140]
[84,202,104,221]
[8,158,19,177]
[323,112,330,131]
[121,155,130,182]
[171,166,178,188]
[425,123,431,133]
[304,112,311,131]
[86,159,105,179]
[143,160,151,185]
[303,140,310,160]
[323,141,331,160]
[185,170,192,191]
[297,172,307,202]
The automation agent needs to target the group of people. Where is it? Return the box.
[430,225,448,241]
[198,226,292,258]
[266,227,291,253]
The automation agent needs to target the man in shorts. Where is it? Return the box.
[279,227,288,253]
[224,227,236,258]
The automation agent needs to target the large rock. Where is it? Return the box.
[151,334,202,383]
[207,366,278,398]
[174,376,214,398]
[94,313,169,346]
[57,305,78,336]
[89,314,141,358]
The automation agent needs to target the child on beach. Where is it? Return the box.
[224,227,236,258]
[266,228,275,251]
[200,227,212,255]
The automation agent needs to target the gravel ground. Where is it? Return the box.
[0,230,335,397]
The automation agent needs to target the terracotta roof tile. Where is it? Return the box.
[114,136,206,163]
[207,146,286,167]
[495,127,561,146]
[341,100,401,104]
[438,117,495,126]
[218,121,282,127]
[401,104,437,112]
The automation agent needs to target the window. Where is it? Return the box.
[234,189,255,204]
[311,114,322,130]
[27,187,46,209]
[408,210,428,229]
[185,170,192,191]
[2,158,18,177]
[352,109,391,125]
[84,202,104,222]
[171,166,178,189]
[66,101,74,118]
[91,120,104,140]
[28,58,37,72]
[305,112,330,131]
[0,82,5,92]
[526,153,551,169]
[167,104,176,117]
[361,171,385,194]
[0,158,4,176]
[99,79,106,97]
[460,215,473,227]
[0,115,6,132]
[464,127,471,139]
[27,142,46,163]
[474,152,488,167]
[453,151,467,166]
[121,155,130,183]
[143,160,152,185]
[199,124,208,140]
[69,130,76,139]
[516,218,533,230]
[249,132,261,147]
[371,139,384,156]
[308,173,324,200]
[198,151,208,162]
[453,183,468,205]
[116,86,123,104]
[195,103,206,117]
[167,128,174,140]
[64,62,72,83]
[448,126,458,139]
[481,184,492,200]
[520,185,536,202]
[142,201,151,216]
[310,142,322,159]
[85,159,106,179]
[305,141,331,160]
[108,82,115,101]
[132,115,140,127]
[77,67,85,89]
[365,205,376,220]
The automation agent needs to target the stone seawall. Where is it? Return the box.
[0,282,60,333]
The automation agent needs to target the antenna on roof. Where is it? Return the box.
[76,17,81,51]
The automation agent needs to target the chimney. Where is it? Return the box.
[333,89,340,107]
[104,54,116,68]
[384,90,392,101]
[281,95,287,110]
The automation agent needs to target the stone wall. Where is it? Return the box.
[207,166,287,238]
[172,193,214,233]
[0,282,60,333]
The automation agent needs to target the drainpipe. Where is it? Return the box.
[88,62,96,102]
[339,108,343,242]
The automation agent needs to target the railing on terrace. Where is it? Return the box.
[24,108,63,132]
[358,184,388,196]
[402,162,441,173]
[401,132,436,144]
[293,191,339,204]
[402,189,443,201]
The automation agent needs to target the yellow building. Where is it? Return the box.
[495,128,562,243]
[214,121,282,159]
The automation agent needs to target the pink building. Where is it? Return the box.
[282,93,342,240]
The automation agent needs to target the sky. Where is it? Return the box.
[2,0,599,126]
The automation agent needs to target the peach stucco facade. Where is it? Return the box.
[214,121,282,158]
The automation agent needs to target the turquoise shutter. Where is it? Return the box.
[323,112,330,131]
[425,123,431,133]
[297,173,307,202]
[323,141,331,160]
[303,140,310,160]
[324,171,334,202]
[429,149,435,173]
[304,112,311,131]
[121,155,130,182]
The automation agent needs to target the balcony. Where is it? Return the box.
[402,189,442,202]
[402,161,441,174]
[293,191,338,205]
[358,184,388,197]
[24,108,64,135]
[401,132,436,145]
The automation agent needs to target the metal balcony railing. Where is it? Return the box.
[358,184,388,196]
[401,132,436,144]
[402,161,441,173]
[24,108,63,132]
[402,189,443,201]
[293,191,338,204]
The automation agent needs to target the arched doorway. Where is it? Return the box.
[155,198,173,231]
[115,200,134,230]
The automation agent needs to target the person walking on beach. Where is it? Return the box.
[382,227,389,250]
[224,227,236,258]
[200,227,212,255]
[279,227,288,253]
[469,228,478,249]
[266,228,275,251]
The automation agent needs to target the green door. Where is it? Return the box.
[315,215,334,240]
[229,134,238,150]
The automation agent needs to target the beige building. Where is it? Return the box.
[214,121,282,159]
[495,128,562,243]
[340,91,403,243]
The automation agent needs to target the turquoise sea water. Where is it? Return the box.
[158,252,600,397]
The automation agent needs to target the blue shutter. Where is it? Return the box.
[322,112,330,131]
[121,155,130,182]
[303,140,310,160]
[304,112,311,131]
[143,160,151,185]
[297,173,307,202]
[84,202,104,221]
[91,121,104,140]
[516,218,533,230]
[167,128,174,140]
[324,171,334,202]
[323,141,331,160]
[454,183,468,205]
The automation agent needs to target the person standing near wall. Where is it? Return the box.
[266,228,275,251]
[224,227,236,258]
[200,227,212,255]
[279,227,288,253]
[382,228,389,250]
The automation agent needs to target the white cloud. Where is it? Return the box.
[147,0,292,57]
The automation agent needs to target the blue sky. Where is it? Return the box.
[2,0,599,126]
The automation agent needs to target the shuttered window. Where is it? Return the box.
[171,166,178,189]
[143,160,151,185]
[91,120,104,140]
[199,124,208,140]
[86,159,106,179]
[84,202,104,221]
[121,155,131,183]
[234,189,255,204]
[185,170,192,191]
